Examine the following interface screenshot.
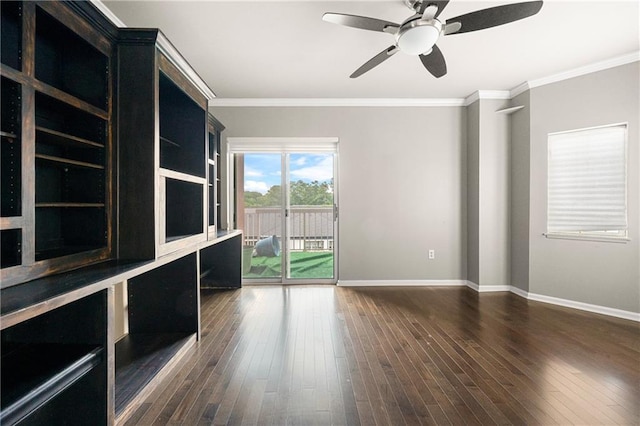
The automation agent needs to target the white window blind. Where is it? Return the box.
[547,124,627,239]
[228,137,338,154]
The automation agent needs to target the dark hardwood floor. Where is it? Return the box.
[123,285,640,425]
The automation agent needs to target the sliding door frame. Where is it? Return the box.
[227,138,339,285]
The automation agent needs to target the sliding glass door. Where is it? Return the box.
[285,153,335,280]
[232,146,337,284]
[239,153,284,280]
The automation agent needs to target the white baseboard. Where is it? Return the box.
[476,282,639,322]
[465,281,511,293]
[337,280,467,287]
[509,285,529,299]
[519,290,640,322]
[337,279,639,322]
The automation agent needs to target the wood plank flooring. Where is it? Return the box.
[123,286,640,425]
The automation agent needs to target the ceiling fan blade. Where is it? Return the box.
[419,44,447,78]
[418,1,450,19]
[350,45,398,78]
[322,13,399,33]
[445,1,543,35]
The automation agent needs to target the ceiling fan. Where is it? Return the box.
[322,0,543,78]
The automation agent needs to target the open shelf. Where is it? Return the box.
[36,159,104,204]
[36,126,105,149]
[165,178,203,243]
[35,154,103,170]
[1,1,22,71]
[115,254,199,416]
[0,132,17,139]
[159,72,206,178]
[34,84,107,263]
[36,203,105,208]
[35,207,106,261]
[160,136,181,148]
[207,123,222,234]
[1,229,21,268]
[35,6,108,110]
[1,290,108,424]
[209,163,215,227]
[114,333,193,416]
[200,235,242,289]
[36,92,106,144]
[0,344,103,425]
[1,77,21,219]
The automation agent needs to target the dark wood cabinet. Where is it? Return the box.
[117,29,213,259]
[1,2,241,425]
[1,1,114,288]
[208,114,225,238]
[1,288,110,425]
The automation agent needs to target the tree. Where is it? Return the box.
[261,185,282,207]
[243,180,333,208]
[290,180,333,206]
[244,191,264,207]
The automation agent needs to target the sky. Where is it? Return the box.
[244,153,333,194]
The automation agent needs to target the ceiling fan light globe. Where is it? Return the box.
[396,22,441,55]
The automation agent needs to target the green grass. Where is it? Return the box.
[244,251,334,279]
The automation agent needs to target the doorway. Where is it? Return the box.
[229,139,338,284]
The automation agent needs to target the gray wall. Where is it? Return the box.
[210,106,467,281]
[466,102,480,284]
[478,99,511,287]
[211,62,639,314]
[509,91,531,293]
[527,62,640,312]
[467,99,511,288]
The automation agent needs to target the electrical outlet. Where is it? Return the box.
[428,249,435,260]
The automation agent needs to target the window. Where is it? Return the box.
[547,123,628,241]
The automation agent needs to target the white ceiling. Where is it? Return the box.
[102,0,639,99]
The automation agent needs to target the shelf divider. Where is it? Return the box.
[35,154,104,170]
[0,131,18,139]
[159,136,181,148]
[35,203,105,208]
[36,126,104,148]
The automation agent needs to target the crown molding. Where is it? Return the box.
[156,31,216,99]
[509,82,530,98]
[463,90,511,106]
[90,0,126,27]
[209,98,466,107]
[527,51,640,91]
[509,51,639,98]
[93,0,216,99]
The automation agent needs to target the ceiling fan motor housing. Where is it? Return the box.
[396,19,442,55]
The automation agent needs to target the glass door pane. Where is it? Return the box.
[286,153,335,280]
[239,153,283,280]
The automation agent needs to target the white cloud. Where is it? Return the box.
[290,156,333,181]
[293,157,307,166]
[245,166,263,178]
[245,180,270,194]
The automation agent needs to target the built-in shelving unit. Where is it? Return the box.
[1,75,22,270]
[1,1,22,72]
[118,29,212,259]
[1,1,113,287]
[35,6,108,110]
[1,290,108,425]
[1,2,241,425]
[114,253,199,418]
[207,114,225,238]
